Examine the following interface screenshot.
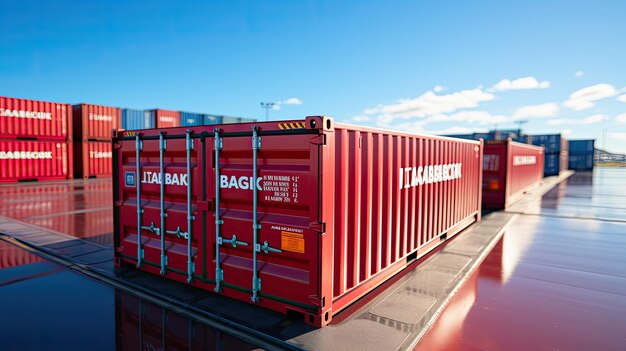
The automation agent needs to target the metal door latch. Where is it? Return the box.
[256,241,282,254]
[141,222,160,235]
[218,235,248,248]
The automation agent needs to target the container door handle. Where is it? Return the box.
[218,234,248,248]
[135,134,144,267]
[256,241,282,254]
[214,129,224,292]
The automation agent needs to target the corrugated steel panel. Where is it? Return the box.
[180,112,204,126]
[544,153,562,176]
[146,109,181,128]
[0,140,72,182]
[204,115,223,125]
[569,139,595,154]
[72,104,121,141]
[568,153,594,171]
[1,96,71,140]
[112,116,482,327]
[530,134,567,154]
[482,140,544,209]
[221,116,241,124]
[122,109,153,130]
[74,141,112,178]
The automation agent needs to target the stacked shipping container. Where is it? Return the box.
[0,96,73,182]
[529,134,568,176]
[73,104,121,178]
[568,139,595,171]
[146,109,181,129]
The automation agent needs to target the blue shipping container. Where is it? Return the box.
[530,134,564,154]
[569,139,595,154]
[568,153,594,171]
[121,109,153,130]
[544,153,562,176]
[204,115,223,125]
[180,112,205,126]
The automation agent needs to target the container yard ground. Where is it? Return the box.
[1,168,625,350]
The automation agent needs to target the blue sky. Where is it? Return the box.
[2,0,626,152]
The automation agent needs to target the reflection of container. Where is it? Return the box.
[114,291,255,351]
[113,116,483,327]
[1,96,72,140]
[482,140,544,209]
[0,240,43,268]
[0,140,72,182]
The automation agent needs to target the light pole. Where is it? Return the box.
[260,102,275,121]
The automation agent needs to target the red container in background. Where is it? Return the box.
[113,116,483,327]
[74,141,113,178]
[72,103,121,141]
[147,109,181,128]
[482,140,544,209]
[0,139,72,182]
[0,96,71,140]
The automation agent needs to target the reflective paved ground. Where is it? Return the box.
[416,168,626,351]
[0,240,256,351]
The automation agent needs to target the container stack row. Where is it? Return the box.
[0,96,73,182]
[568,139,595,171]
[1,95,256,182]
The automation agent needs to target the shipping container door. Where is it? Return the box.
[206,130,321,311]
[117,133,201,280]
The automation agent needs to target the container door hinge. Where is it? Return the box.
[310,135,326,145]
[310,221,326,234]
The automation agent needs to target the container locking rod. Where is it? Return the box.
[214,129,224,292]
[185,130,195,283]
[251,126,261,303]
[135,134,144,267]
[159,132,168,275]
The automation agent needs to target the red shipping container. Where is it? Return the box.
[1,96,72,141]
[482,139,544,209]
[73,103,121,141]
[0,139,72,182]
[147,109,181,128]
[112,117,483,327]
[74,141,113,178]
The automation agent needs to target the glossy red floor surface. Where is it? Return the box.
[416,168,626,351]
[0,179,113,245]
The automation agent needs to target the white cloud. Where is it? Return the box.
[617,94,626,103]
[364,88,495,124]
[562,129,573,136]
[546,114,609,126]
[575,71,584,77]
[423,110,509,125]
[512,103,559,119]
[615,113,626,123]
[271,97,303,110]
[563,83,618,111]
[491,76,550,92]
[562,99,594,111]
[281,97,303,105]
[433,85,444,92]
